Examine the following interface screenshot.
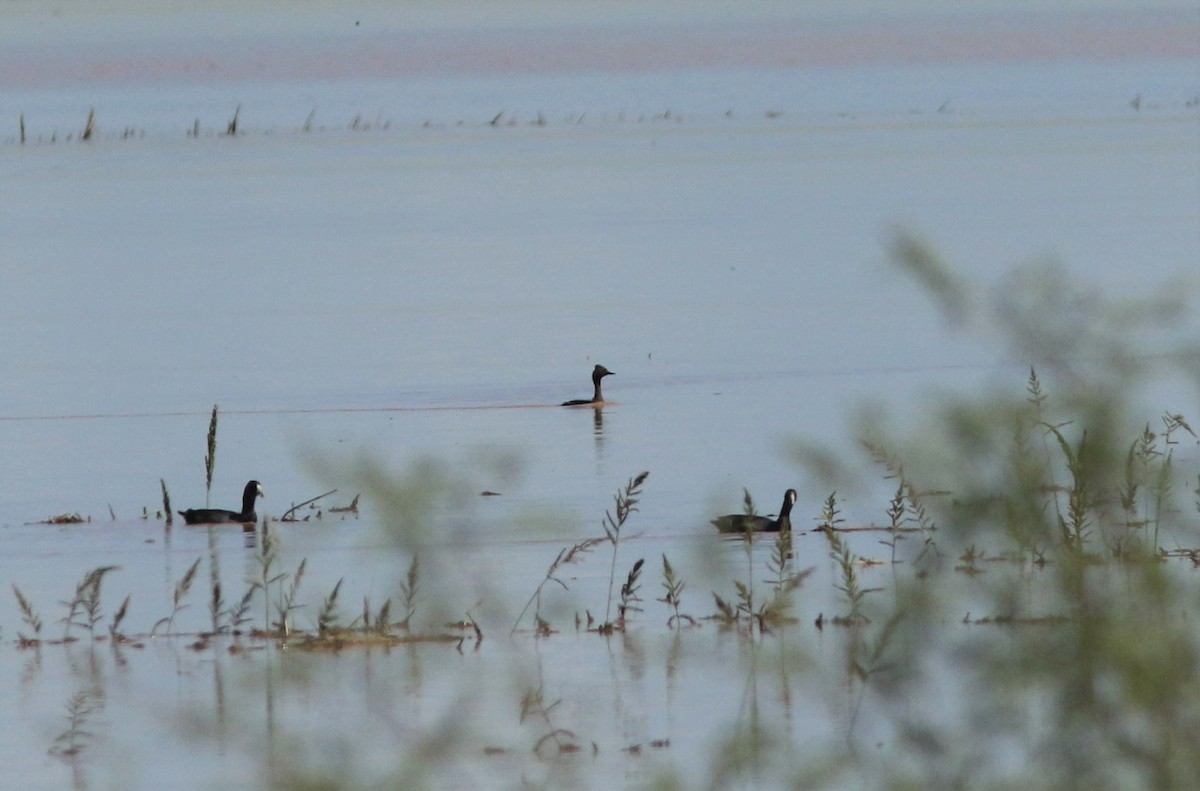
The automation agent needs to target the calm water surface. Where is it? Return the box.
[1,3,1198,788]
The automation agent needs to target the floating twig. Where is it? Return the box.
[279,489,338,521]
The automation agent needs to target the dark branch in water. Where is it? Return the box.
[279,489,338,521]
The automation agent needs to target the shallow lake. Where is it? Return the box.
[1,2,1198,788]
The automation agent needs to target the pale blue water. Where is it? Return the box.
[5,65,1197,518]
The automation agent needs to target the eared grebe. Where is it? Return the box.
[711,488,797,534]
[179,480,264,525]
[561,364,614,406]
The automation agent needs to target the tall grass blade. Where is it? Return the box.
[161,478,173,527]
[204,404,218,506]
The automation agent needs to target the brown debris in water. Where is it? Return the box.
[34,513,88,525]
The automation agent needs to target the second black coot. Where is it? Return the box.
[711,489,797,534]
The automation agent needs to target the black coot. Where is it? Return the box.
[179,480,264,525]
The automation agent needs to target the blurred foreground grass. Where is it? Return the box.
[268,234,1200,789]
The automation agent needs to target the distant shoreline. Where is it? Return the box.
[2,7,1196,91]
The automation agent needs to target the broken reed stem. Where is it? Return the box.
[81,107,95,141]
[20,113,26,144]
[226,104,240,136]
